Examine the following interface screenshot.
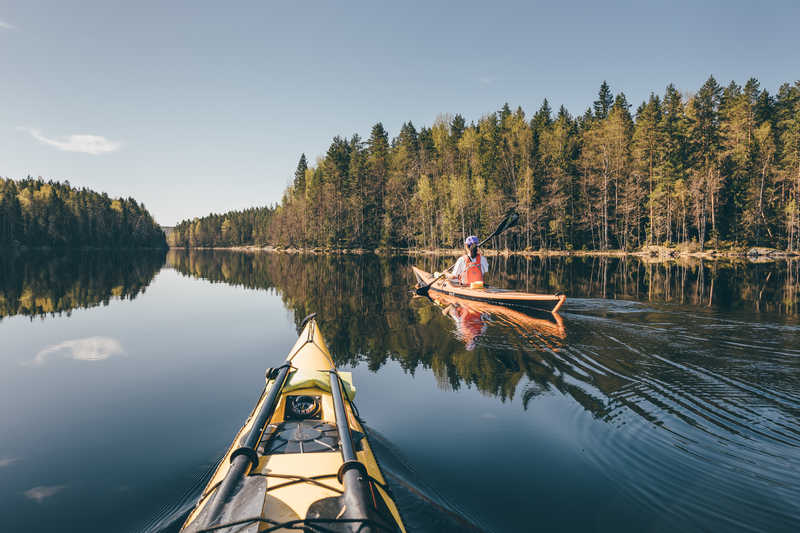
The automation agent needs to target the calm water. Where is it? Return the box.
[1,250,799,532]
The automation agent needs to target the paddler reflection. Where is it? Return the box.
[441,300,488,350]
[434,293,566,350]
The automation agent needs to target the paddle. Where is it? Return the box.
[415,209,519,297]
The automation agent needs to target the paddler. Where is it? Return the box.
[446,235,488,285]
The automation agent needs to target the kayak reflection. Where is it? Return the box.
[430,292,566,351]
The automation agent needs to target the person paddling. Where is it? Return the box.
[446,235,488,285]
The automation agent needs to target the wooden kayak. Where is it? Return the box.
[181,315,406,533]
[412,266,566,313]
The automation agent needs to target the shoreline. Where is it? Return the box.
[169,245,800,261]
[3,245,168,252]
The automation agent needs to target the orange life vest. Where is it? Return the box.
[460,254,484,284]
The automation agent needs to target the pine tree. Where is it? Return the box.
[633,94,662,244]
[293,153,308,196]
[687,75,723,248]
[450,114,466,143]
[593,81,614,120]
[777,83,800,250]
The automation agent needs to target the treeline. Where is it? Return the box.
[171,77,800,252]
[0,177,166,248]
[168,207,273,248]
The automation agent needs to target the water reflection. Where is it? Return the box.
[0,250,166,320]
[23,485,67,503]
[167,250,800,530]
[168,250,799,404]
[1,249,797,532]
[169,250,800,318]
[430,293,566,350]
[168,250,561,400]
[439,298,488,350]
[27,336,124,366]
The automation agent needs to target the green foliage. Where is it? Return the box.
[171,78,800,252]
[0,177,166,248]
[169,206,275,248]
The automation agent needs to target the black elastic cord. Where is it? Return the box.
[248,472,343,495]
[247,471,391,496]
[195,516,397,533]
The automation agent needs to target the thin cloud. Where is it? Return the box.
[0,20,14,30]
[19,127,121,155]
[0,457,20,468]
[23,485,66,503]
[479,76,494,86]
[27,336,124,366]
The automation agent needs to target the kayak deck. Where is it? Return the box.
[181,319,405,533]
[412,266,566,313]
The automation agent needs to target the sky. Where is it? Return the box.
[1,1,798,226]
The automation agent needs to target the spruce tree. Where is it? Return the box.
[293,153,308,196]
[593,81,614,119]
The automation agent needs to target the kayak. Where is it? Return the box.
[412,266,566,313]
[181,315,406,533]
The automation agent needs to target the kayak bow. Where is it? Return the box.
[412,266,566,313]
[181,315,406,533]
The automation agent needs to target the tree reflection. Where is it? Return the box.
[168,250,800,410]
[0,250,165,320]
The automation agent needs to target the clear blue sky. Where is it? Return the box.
[1,0,797,225]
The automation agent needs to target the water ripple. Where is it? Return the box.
[441,298,800,532]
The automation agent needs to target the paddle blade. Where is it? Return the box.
[415,284,431,297]
[502,210,519,231]
[485,210,519,242]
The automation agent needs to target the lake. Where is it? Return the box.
[1,250,798,532]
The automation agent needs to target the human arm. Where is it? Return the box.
[447,257,465,280]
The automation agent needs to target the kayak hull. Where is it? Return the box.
[412,266,566,313]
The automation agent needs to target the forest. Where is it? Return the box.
[170,76,800,252]
[0,177,166,248]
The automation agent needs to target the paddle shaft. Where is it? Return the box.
[205,365,290,526]
[329,371,381,533]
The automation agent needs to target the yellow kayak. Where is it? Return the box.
[181,315,406,533]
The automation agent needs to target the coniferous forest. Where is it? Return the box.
[171,77,798,253]
[0,177,166,248]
